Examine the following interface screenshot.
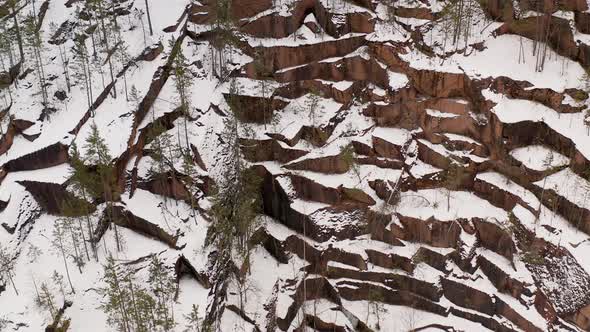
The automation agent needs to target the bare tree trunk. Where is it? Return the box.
[144,0,154,36]
[58,235,76,294]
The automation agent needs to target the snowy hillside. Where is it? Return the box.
[2,0,590,331]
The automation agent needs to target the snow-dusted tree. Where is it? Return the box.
[38,281,57,318]
[69,143,100,260]
[442,163,465,211]
[253,49,273,129]
[87,0,117,98]
[340,144,361,183]
[180,152,199,220]
[367,288,386,330]
[49,22,71,92]
[0,19,16,69]
[147,256,176,330]
[23,13,48,107]
[304,88,323,127]
[171,39,193,153]
[83,123,122,251]
[5,0,24,62]
[101,255,132,332]
[51,219,77,294]
[210,0,238,78]
[207,79,261,260]
[0,245,18,295]
[184,305,207,332]
[73,39,94,113]
[134,8,148,47]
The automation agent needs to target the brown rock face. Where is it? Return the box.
[473,218,516,262]
[18,181,95,216]
[394,215,462,248]
[4,143,69,173]
[110,206,181,249]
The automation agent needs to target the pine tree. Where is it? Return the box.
[49,22,71,92]
[184,305,207,332]
[171,39,193,154]
[6,0,24,62]
[88,0,117,98]
[51,220,77,294]
[24,13,48,107]
[101,255,132,332]
[83,123,122,251]
[38,281,57,318]
[0,245,18,295]
[73,39,94,113]
[147,256,176,331]
[304,88,323,127]
[69,143,99,260]
[443,163,465,211]
[207,79,261,261]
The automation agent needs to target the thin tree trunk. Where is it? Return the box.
[144,0,153,36]
[58,235,76,294]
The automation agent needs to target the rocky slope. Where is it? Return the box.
[2,0,590,331]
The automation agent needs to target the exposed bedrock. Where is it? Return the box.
[174,255,211,288]
[284,154,351,174]
[472,176,537,214]
[190,0,272,23]
[273,79,363,104]
[288,173,375,206]
[138,171,194,203]
[274,55,390,90]
[495,15,590,68]
[17,180,95,216]
[365,248,415,273]
[110,206,181,249]
[247,36,367,72]
[473,218,516,262]
[0,118,34,155]
[241,138,309,163]
[502,120,590,174]
[327,265,441,300]
[476,255,531,299]
[240,0,374,39]
[277,277,342,331]
[393,214,462,248]
[222,94,288,123]
[337,280,448,316]
[442,278,543,331]
[490,76,587,114]
[3,142,69,173]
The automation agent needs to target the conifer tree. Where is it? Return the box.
[147,256,176,330]
[304,88,323,127]
[24,13,48,107]
[49,22,71,92]
[6,0,24,62]
[101,255,132,332]
[208,79,261,262]
[0,245,18,295]
[51,220,77,294]
[171,40,193,154]
[83,123,122,251]
[69,143,100,260]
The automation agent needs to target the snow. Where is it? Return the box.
[534,168,590,210]
[2,0,590,330]
[425,109,459,118]
[510,145,570,171]
[397,188,509,222]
